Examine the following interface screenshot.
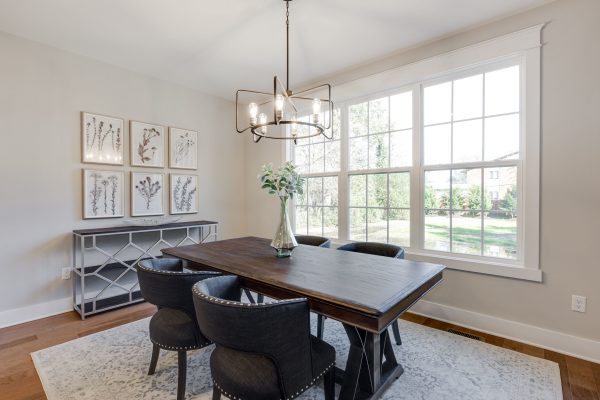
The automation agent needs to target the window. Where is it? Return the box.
[289,26,541,281]
[293,64,521,258]
[422,65,520,259]
[293,110,341,238]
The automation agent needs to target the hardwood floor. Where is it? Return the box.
[0,304,598,400]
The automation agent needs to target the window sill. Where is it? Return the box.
[405,251,542,282]
[329,240,542,282]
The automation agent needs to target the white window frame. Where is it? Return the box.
[289,25,542,282]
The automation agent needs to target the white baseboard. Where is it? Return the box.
[411,299,600,364]
[0,297,72,329]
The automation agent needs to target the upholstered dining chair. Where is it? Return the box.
[316,242,405,345]
[253,235,332,304]
[192,275,336,400]
[137,258,220,400]
[295,234,332,248]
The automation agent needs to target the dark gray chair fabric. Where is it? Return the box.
[137,258,220,400]
[316,242,405,345]
[336,241,405,258]
[295,235,332,248]
[192,275,336,400]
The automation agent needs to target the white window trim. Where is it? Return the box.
[288,25,542,282]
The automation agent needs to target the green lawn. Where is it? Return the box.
[425,215,517,258]
[305,213,517,260]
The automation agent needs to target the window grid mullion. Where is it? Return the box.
[449,81,454,253]
[386,173,390,243]
[481,73,487,256]
[321,177,324,236]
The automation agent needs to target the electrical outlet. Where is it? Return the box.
[571,295,586,313]
[62,267,72,280]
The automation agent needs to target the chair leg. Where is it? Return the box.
[212,385,221,400]
[317,314,326,340]
[323,367,335,400]
[177,351,187,400]
[391,320,402,345]
[148,343,160,375]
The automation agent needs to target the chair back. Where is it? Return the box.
[295,235,332,248]
[137,258,220,320]
[337,241,405,258]
[192,275,313,399]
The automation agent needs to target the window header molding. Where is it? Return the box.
[331,24,544,104]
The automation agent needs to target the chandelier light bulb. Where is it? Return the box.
[312,98,321,114]
[312,98,321,124]
[258,112,268,134]
[248,102,258,125]
[275,94,285,111]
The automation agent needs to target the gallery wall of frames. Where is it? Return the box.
[81,111,199,219]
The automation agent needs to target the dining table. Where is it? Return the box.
[162,236,445,400]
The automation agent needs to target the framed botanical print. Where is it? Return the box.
[83,169,124,219]
[131,172,164,217]
[170,174,198,214]
[130,121,165,167]
[81,112,124,165]
[169,127,198,169]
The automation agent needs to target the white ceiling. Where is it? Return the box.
[0,0,551,99]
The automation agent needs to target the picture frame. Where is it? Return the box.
[81,112,124,165]
[169,127,198,169]
[130,121,165,168]
[170,174,198,214]
[131,172,165,217]
[82,169,124,219]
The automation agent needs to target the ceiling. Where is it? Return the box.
[0,0,551,100]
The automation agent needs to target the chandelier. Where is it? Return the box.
[235,0,333,144]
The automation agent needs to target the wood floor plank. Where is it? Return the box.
[0,302,596,400]
[566,355,600,399]
[546,350,573,400]
[0,335,37,351]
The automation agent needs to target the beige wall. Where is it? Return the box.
[0,32,246,319]
[244,0,600,342]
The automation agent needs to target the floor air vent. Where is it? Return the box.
[446,329,485,342]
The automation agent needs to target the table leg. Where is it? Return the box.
[338,324,404,400]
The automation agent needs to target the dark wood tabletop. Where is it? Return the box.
[162,236,444,333]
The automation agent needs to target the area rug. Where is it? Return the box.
[31,315,562,400]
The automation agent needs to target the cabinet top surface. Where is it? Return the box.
[73,220,218,236]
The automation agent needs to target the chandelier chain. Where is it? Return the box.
[285,1,290,92]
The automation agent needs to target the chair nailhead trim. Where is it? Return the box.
[150,338,211,351]
[212,362,335,400]
[137,262,221,276]
[193,285,306,307]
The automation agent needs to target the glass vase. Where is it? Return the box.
[271,196,297,257]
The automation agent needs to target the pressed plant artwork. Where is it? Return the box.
[170,174,198,214]
[130,121,165,167]
[131,172,164,216]
[83,169,124,219]
[81,112,124,165]
[169,128,198,169]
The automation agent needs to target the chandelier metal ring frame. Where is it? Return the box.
[235,0,334,144]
